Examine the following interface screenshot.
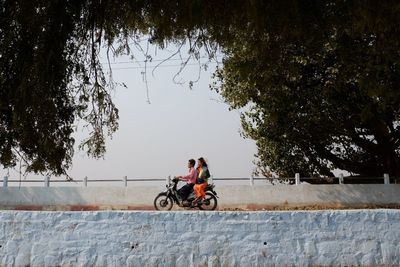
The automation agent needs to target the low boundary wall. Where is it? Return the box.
[0,210,399,266]
[0,184,399,210]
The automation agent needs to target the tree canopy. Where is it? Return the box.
[1,1,400,177]
[213,1,400,177]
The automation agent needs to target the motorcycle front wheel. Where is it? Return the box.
[199,192,218,210]
[154,193,174,211]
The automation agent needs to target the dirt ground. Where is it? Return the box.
[1,203,399,211]
[220,205,400,211]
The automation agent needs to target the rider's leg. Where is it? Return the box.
[198,182,208,198]
[178,184,193,200]
[177,185,185,200]
[193,182,207,204]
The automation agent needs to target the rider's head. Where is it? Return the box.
[198,157,208,168]
[188,159,195,168]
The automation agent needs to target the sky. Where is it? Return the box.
[1,43,258,183]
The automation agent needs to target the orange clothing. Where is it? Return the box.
[194,166,210,199]
[194,182,208,199]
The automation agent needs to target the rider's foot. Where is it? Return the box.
[177,195,183,202]
[191,197,201,207]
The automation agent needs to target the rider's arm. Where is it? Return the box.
[179,174,190,182]
[179,168,196,183]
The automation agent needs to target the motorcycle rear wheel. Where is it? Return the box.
[199,192,218,210]
[154,193,174,211]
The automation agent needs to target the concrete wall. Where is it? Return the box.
[0,184,399,210]
[0,209,399,267]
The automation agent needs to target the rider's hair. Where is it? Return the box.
[198,157,208,168]
[188,159,195,167]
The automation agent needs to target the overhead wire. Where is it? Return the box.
[109,61,219,70]
[100,55,223,66]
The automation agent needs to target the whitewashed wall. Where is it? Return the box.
[0,209,399,267]
[1,184,400,210]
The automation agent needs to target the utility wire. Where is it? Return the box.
[100,55,223,65]
[110,61,219,71]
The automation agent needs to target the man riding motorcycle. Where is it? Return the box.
[175,159,197,203]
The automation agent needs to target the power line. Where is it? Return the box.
[109,61,219,70]
[100,55,223,65]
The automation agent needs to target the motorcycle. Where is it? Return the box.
[154,177,218,210]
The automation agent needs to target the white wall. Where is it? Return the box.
[0,184,399,210]
[0,210,399,267]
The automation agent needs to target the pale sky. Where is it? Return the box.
[2,43,258,182]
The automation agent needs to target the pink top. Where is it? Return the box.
[180,167,197,184]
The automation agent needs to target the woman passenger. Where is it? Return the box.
[193,157,210,205]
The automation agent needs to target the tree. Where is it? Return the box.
[1,0,400,178]
[0,0,225,175]
[0,0,129,175]
[213,1,400,178]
